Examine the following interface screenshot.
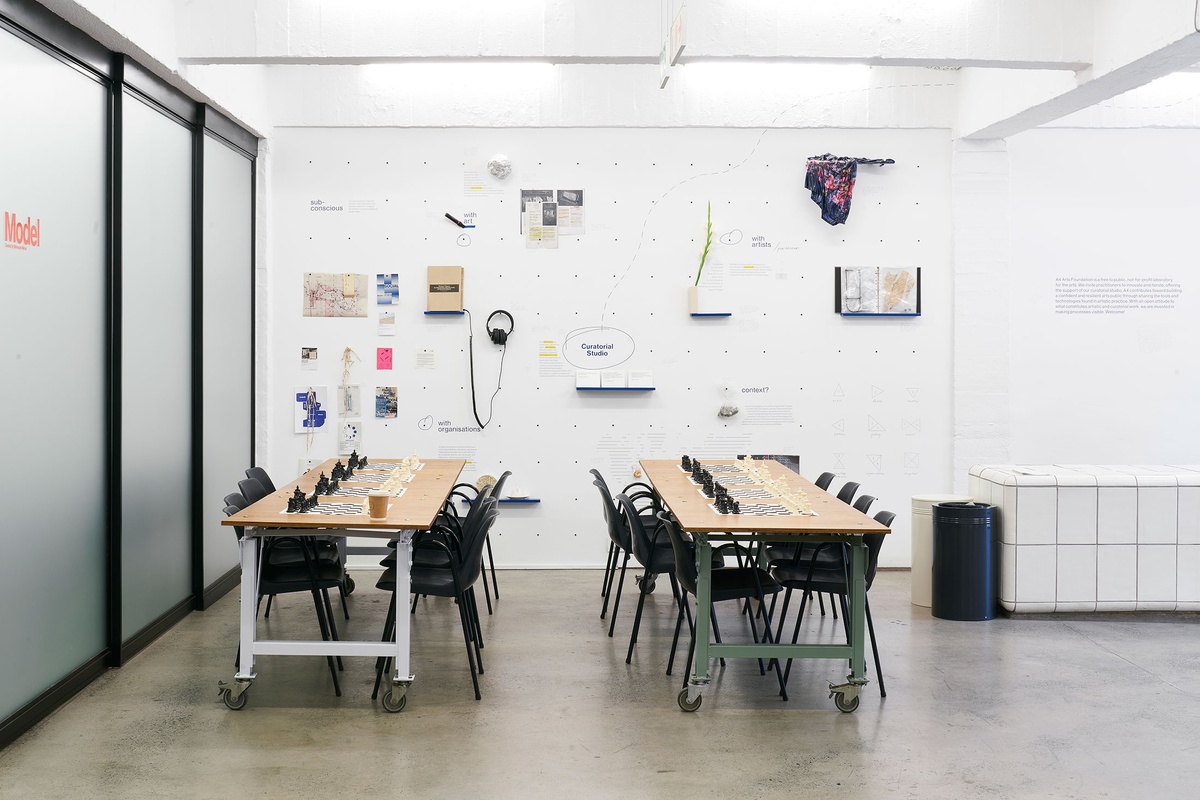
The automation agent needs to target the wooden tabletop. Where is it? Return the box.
[222,458,466,532]
[640,459,890,536]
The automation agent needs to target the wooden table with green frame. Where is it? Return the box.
[640,458,891,712]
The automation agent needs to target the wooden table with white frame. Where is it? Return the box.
[640,458,890,712]
[220,457,465,711]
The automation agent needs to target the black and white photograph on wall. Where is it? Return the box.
[301,347,318,370]
[519,189,554,232]
[541,202,558,227]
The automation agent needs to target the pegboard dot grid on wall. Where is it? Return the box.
[269,128,952,568]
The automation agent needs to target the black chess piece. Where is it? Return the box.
[332,461,345,481]
[348,451,359,469]
[681,454,692,470]
[703,476,715,498]
[304,491,319,511]
[359,455,368,467]
[715,494,729,513]
[328,476,340,493]
[287,487,305,513]
[731,500,741,514]
[714,482,727,497]
[316,473,330,495]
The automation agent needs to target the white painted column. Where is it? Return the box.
[951,138,1011,492]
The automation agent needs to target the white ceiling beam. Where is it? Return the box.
[174,0,1091,72]
[959,0,1200,139]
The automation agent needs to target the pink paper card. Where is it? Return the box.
[377,348,393,370]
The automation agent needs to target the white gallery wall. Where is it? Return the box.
[266,126,954,568]
[1005,128,1200,463]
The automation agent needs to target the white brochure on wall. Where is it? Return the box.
[601,370,627,388]
[627,369,653,389]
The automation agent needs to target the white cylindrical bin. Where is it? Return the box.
[911,493,973,607]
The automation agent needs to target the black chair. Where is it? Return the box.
[835,481,860,504]
[590,471,661,624]
[222,504,346,696]
[245,466,276,493]
[852,494,876,514]
[444,470,510,612]
[238,477,269,504]
[231,480,350,620]
[656,511,786,698]
[814,472,836,491]
[373,499,499,702]
[615,493,687,664]
[770,509,896,699]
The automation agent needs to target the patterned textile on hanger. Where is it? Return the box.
[804,156,858,226]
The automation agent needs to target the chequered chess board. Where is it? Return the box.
[709,502,796,516]
[331,485,406,498]
[283,500,368,515]
[350,461,423,471]
[341,471,389,483]
[726,488,775,499]
[691,474,757,486]
[678,463,748,475]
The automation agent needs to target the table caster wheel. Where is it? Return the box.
[677,688,702,712]
[221,687,248,710]
[833,691,859,713]
[343,575,356,595]
[382,689,407,713]
[637,576,656,595]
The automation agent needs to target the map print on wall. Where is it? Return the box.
[836,267,921,315]
[303,272,369,317]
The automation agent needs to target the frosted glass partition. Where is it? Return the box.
[0,29,108,719]
[121,95,193,638]
[202,133,253,588]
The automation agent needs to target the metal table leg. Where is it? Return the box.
[828,535,868,712]
[384,530,416,712]
[680,532,713,712]
[219,535,258,709]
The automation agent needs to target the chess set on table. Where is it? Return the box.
[283,451,423,515]
[680,454,816,516]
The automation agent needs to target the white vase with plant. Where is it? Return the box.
[688,202,727,314]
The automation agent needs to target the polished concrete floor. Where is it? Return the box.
[2,568,1199,799]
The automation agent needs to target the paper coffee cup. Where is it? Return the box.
[368,491,389,519]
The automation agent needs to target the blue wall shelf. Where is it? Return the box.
[690,313,732,317]
[424,310,465,315]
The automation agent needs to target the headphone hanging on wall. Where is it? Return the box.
[487,310,514,346]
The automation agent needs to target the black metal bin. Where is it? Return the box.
[931,501,997,621]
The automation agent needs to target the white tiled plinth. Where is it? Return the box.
[971,465,1196,613]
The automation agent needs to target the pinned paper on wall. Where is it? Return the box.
[520,189,559,249]
[302,272,368,317]
[294,386,330,433]
[377,348,393,370]
[378,311,396,336]
[556,189,585,235]
[415,349,437,370]
[376,273,399,305]
[338,385,361,418]
[375,386,397,418]
[339,419,362,454]
[301,347,318,371]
